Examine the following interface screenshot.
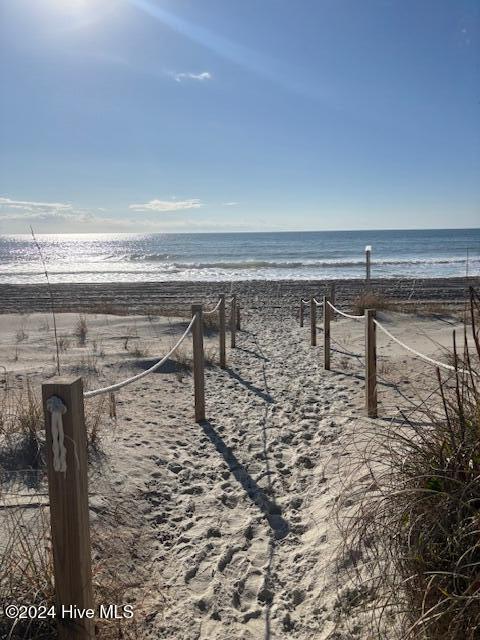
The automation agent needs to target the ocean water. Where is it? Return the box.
[0,229,479,284]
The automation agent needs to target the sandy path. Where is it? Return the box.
[105,309,368,640]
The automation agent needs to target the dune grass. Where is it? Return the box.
[337,287,480,639]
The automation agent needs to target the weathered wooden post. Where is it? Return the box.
[310,296,317,346]
[219,294,226,369]
[230,295,236,348]
[365,308,377,418]
[41,377,94,640]
[300,300,304,327]
[323,295,331,370]
[236,302,241,330]
[191,304,206,422]
[330,283,336,309]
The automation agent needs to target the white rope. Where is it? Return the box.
[373,319,476,376]
[313,297,323,307]
[84,315,197,398]
[327,300,364,320]
[203,298,222,315]
[301,299,309,305]
[46,396,67,473]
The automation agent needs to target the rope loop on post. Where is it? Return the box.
[46,395,67,473]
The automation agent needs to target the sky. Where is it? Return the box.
[0,0,479,233]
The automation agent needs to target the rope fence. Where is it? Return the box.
[203,297,223,315]
[298,290,476,419]
[327,300,363,321]
[84,315,197,398]
[40,293,239,637]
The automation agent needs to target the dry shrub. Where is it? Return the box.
[128,342,150,358]
[85,395,109,458]
[337,287,480,639]
[75,315,88,346]
[0,508,56,639]
[0,382,110,476]
[172,344,217,375]
[74,353,99,375]
[352,291,391,316]
[203,313,220,332]
[0,503,148,639]
[57,336,70,352]
[0,381,44,472]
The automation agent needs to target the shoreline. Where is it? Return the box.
[0,275,477,314]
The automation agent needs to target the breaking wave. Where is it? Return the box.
[122,256,475,270]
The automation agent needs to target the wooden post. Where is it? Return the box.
[365,245,372,285]
[219,294,226,369]
[236,303,241,331]
[330,283,336,308]
[365,308,377,418]
[300,300,304,327]
[191,304,206,422]
[310,296,317,346]
[41,377,94,640]
[230,295,236,348]
[323,296,331,370]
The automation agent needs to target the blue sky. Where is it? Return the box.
[0,0,478,233]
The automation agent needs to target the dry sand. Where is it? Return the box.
[0,278,477,639]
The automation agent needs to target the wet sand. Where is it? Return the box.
[0,276,476,315]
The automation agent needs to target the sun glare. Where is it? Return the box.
[48,0,93,13]
[45,0,112,24]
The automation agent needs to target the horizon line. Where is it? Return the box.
[1,226,479,236]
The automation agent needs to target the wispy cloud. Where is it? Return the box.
[129,198,203,212]
[0,197,94,223]
[0,195,272,233]
[171,71,212,83]
[0,197,73,213]
[222,201,239,206]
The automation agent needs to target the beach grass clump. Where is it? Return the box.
[203,313,220,332]
[58,335,70,352]
[75,314,88,346]
[0,508,56,639]
[128,342,150,358]
[0,381,44,472]
[338,287,480,639]
[173,345,217,375]
[0,382,110,477]
[0,505,146,639]
[351,291,391,315]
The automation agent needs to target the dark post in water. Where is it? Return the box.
[365,245,372,285]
